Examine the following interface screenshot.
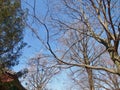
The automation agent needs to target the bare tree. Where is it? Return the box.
[57,27,96,90]
[24,54,59,90]
[45,0,120,75]
[57,27,119,90]
[23,0,120,89]
[94,71,120,90]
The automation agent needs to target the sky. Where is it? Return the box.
[13,0,73,90]
[12,0,120,90]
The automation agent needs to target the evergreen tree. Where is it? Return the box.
[0,0,26,70]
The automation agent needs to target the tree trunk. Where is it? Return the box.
[86,68,95,90]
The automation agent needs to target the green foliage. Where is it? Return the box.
[0,0,26,69]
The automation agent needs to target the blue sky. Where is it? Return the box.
[13,0,120,90]
[13,0,73,90]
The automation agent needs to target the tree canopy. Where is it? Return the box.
[24,0,120,89]
[13,0,120,90]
